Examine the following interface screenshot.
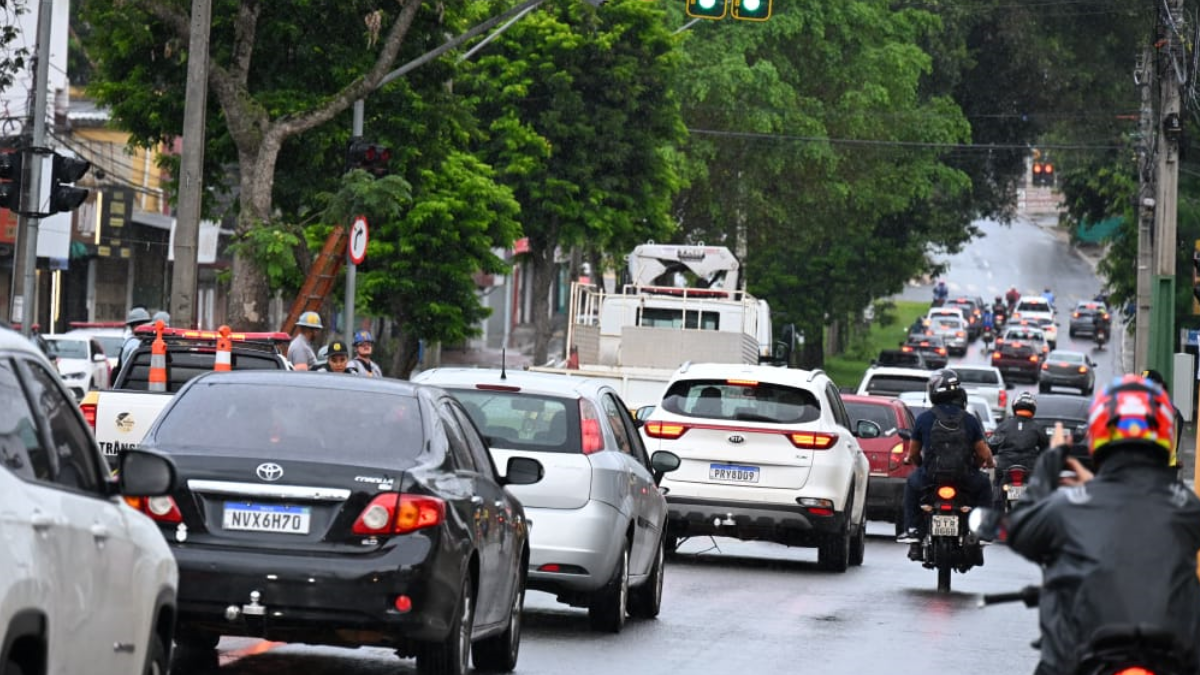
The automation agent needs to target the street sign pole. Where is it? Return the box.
[344,215,369,340]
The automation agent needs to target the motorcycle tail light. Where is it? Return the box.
[936,486,957,500]
[1111,668,1155,675]
[1009,468,1026,487]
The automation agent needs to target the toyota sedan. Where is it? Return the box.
[137,371,544,675]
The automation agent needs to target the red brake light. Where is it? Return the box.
[998,389,1008,409]
[1029,355,1039,362]
[580,399,605,454]
[788,432,837,450]
[901,346,914,352]
[1008,467,1026,487]
[353,493,445,535]
[81,401,97,430]
[1078,366,1088,373]
[129,495,182,523]
[1111,668,1154,675]
[475,383,521,392]
[645,421,689,439]
[936,486,957,500]
[991,352,1001,360]
[1042,363,1049,370]
[936,348,947,356]
[726,379,758,386]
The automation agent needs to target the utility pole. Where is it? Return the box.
[11,0,53,338]
[169,0,213,329]
[1134,46,1155,373]
[1148,0,1185,383]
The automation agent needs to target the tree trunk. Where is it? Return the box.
[799,328,825,370]
[392,330,421,380]
[530,245,556,366]
[225,143,282,331]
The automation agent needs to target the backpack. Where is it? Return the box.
[924,407,975,479]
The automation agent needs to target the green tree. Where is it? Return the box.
[0,0,28,95]
[671,0,971,365]
[315,156,520,378]
[461,0,687,364]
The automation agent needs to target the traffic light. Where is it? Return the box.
[0,149,22,213]
[346,138,391,177]
[732,0,770,21]
[48,152,90,213]
[686,0,727,20]
[1031,161,1055,187]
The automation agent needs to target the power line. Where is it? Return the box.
[686,128,1126,151]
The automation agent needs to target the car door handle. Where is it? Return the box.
[90,524,110,541]
[30,512,54,532]
[471,496,485,506]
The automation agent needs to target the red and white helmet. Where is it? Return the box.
[1087,374,1175,465]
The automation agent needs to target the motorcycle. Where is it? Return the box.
[998,465,1029,513]
[981,327,995,354]
[1095,326,1108,351]
[971,509,1199,675]
[911,476,984,592]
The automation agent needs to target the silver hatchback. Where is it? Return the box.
[413,368,680,633]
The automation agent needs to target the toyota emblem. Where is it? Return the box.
[727,434,745,444]
[256,462,284,482]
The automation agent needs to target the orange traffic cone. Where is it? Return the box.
[214,325,233,372]
[149,320,168,392]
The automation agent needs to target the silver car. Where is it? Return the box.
[413,368,680,633]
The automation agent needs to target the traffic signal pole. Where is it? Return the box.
[13,0,53,338]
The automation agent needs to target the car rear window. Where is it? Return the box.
[661,379,821,424]
[95,336,124,356]
[152,382,423,463]
[863,375,929,396]
[121,349,282,392]
[877,351,922,368]
[1017,300,1051,313]
[957,369,1000,386]
[843,402,897,433]
[443,390,581,454]
[47,339,88,359]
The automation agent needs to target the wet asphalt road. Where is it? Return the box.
[204,215,1093,675]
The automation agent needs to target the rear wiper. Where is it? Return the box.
[734,412,782,423]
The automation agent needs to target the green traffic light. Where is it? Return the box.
[686,0,727,20]
[732,0,770,20]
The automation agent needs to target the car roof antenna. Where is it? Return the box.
[500,347,508,380]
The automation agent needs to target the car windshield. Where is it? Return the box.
[153,382,424,463]
[47,339,88,359]
[662,379,821,424]
[843,402,897,434]
[441,389,580,453]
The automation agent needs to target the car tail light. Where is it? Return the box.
[726,379,758,386]
[956,331,965,338]
[80,400,97,430]
[1029,355,1039,363]
[901,345,915,353]
[578,399,606,454]
[1078,366,1088,373]
[353,493,445,535]
[936,347,947,356]
[126,495,183,523]
[936,486,957,500]
[788,432,837,450]
[1008,467,1026,487]
[645,421,689,439]
[991,352,1001,360]
[999,389,1008,409]
[1073,312,1080,318]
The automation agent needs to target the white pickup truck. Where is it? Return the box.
[81,326,291,466]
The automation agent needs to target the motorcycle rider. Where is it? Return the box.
[898,369,995,558]
[1006,285,1021,312]
[1007,374,1200,675]
[987,393,1048,508]
[992,296,1007,327]
[1091,306,1111,344]
[1041,287,1055,308]
[933,279,949,306]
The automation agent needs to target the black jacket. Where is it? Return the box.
[988,415,1047,470]
[1007,448,1200,675]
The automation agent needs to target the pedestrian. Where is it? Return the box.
[117,306,152,373]
[321,340,351,373]
[288,311,323,371]
[347,330,384,377]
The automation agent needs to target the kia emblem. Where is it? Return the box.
[728,434,745,444]
[256,462,284,482]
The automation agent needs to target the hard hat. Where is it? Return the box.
[152,311,171,326]
[125,307,151,326]
[327,341,350,357]
[353,330,374,346]
[297,311,323,330]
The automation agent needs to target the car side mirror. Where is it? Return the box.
[93,353,108,363]
[635,405,656,422]
[503,456,544,486]
[650,450,681,485]
[854,419,882,439]
[119,449,177,497]
[897,429,913,441]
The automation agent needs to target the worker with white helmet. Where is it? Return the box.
[288,311,323,371]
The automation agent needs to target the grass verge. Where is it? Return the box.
[824,300,930,390]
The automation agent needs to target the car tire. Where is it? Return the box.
[1038,382,1050,394]
[1069,328,1076,338]
[664,533,679,557]
[629,535,665,619]
[472,566,524,673]
[849,520,866,567]
[169,633,218,675]
[144,630,169,675]
[588,540,629,633]
[418,576,474,675]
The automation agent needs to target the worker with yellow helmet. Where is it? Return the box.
[288,311,323,371]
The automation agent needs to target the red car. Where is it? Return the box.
[842,394,918,537]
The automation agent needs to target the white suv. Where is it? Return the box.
[0,326,179,675]
[641,363,872,572]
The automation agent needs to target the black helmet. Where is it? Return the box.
[327,340,350,357]
[1012,392,1037,416]
[927,368,966,406]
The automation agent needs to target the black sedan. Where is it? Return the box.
[136,371,543,675]
[1032,393,1091,445]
